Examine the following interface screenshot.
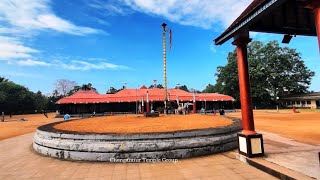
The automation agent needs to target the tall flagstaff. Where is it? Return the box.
[162,23,167,110]
[162,23,172,113]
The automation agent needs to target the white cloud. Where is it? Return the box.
[16,59,51,66]
[0,0,101,36]
[88,0,132,16]
[58,60,128,71]
[0,36,39,60]
[0,0,106,66]
[36,14,101,35]
[121,0,252,29]
[11,58,127,71]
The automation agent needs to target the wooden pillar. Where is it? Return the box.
[146,102,150,113]
[146,90,150,113]
[141,97,145,114]
[193,102,196,113]
[312,1,320,53]
[192,93,196,113]
[141,103,144,114]
[232,33,264,158]
[232,35,255,135]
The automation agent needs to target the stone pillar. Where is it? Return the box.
[232,33,264,158]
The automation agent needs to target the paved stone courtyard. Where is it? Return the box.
[0,133,277,180]
[261,131,320,179]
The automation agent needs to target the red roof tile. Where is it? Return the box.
[56,88,234,104]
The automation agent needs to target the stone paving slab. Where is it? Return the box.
[260,131,320,179]
[0,133,277,180]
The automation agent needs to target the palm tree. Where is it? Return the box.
[0,77,9,82]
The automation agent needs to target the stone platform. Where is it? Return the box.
[33,118,241,161]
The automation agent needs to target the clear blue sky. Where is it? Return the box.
[0,0,319,95]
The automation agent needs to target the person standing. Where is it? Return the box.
[138,104,142,114]
[185,103,189,114]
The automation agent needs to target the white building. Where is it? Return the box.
[281,92,320,109]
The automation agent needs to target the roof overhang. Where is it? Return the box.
[214,0,316,45]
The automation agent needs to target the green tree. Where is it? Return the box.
[0,81,35,113]
[177,85,189,92]
[0,77,9,82]
[202,84,217,93]
[47,90,63,111]
[213,41,314,107]
[66,83,96,96]
[34,91,48,111]
[0,78,54,114]
[149,84,164,89]
[107,87,120,94]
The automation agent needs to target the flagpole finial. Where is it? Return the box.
[162,23,167,27]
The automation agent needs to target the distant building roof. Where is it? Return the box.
[281,92,320,100]
[56,88,235,104]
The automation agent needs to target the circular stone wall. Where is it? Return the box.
[33,117,241,162]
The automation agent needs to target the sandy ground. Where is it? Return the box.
[54,114,233,134]
[228,109,320,145]
[0,113,62,140]
[1,110,320,145]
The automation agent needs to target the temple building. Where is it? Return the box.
[56,86,235,114]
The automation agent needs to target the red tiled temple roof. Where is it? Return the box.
[56,88,234,104]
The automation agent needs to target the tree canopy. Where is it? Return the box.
[149,84,164,89]
[212,41,314,107]
[67,83,97,96]
[203,84,217,93]
[0,78,49,114]
[176,85,189,92]
[106,87,121,94]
